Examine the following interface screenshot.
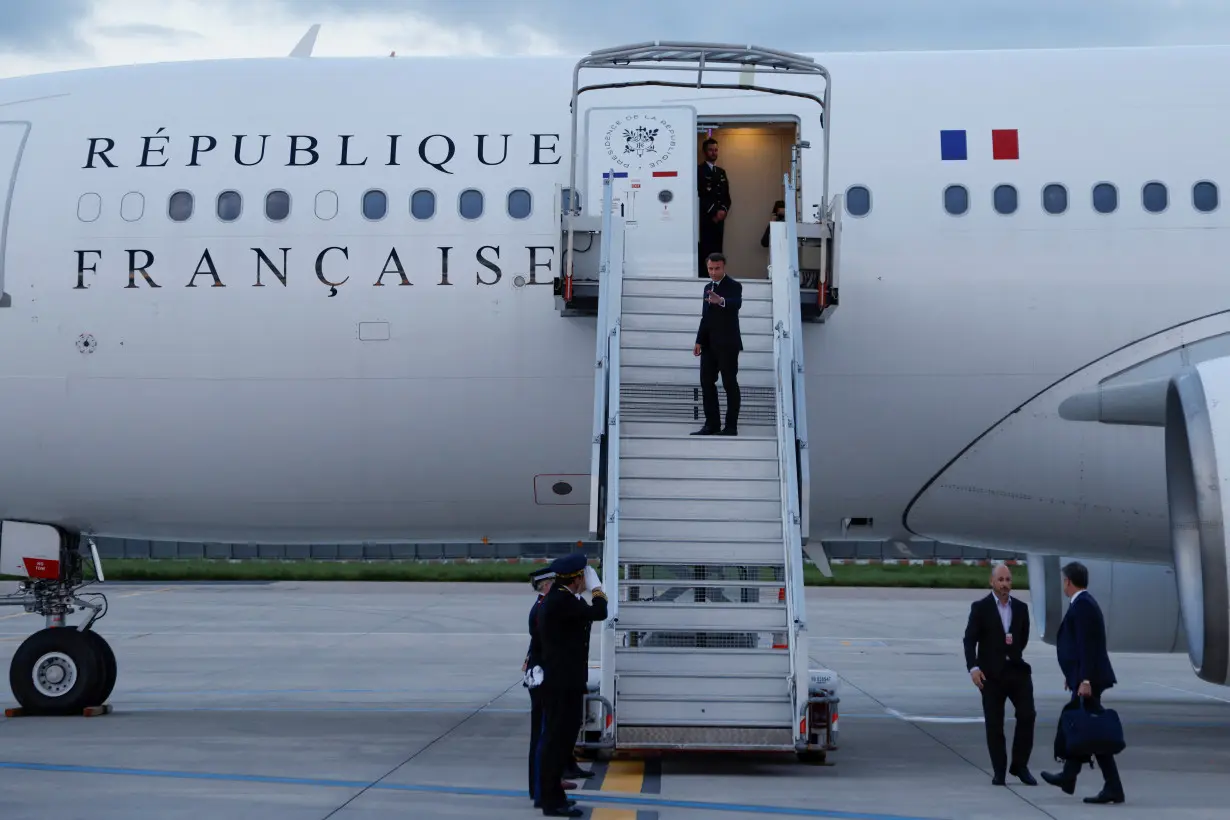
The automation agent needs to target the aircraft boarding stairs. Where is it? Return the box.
[581,177,840,760]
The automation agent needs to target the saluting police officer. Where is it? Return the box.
[698,137,731,277]
[535,553,608,817]
[524,566,555,802]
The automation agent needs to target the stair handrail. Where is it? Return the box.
[783,171,811,543]
[588,175,618,540]
[769,217,809,743]
[597,178,626,737]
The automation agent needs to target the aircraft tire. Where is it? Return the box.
[81,630,117,705]
[8,627,103,715]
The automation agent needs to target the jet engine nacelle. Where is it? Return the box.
[1162,360,1230,685]
[1050,357,1230,686]
[1026,554,1186,654]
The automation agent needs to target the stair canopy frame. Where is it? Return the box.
[562,41,832,301]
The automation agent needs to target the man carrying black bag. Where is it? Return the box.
[1042,562,1126,805]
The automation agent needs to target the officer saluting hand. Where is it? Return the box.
[534,553,609,817]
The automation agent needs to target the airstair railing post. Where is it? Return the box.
[599,208,625,746]
[782,173,810,542]
[589,175,617,540]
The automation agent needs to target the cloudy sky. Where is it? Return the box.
[1,0,1229,78]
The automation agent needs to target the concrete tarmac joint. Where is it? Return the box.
[1,583,1228,819]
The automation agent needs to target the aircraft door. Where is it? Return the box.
[584,105,697,278]
[0,121,31,308]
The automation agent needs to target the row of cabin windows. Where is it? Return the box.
[842,182,1223,218]
[939,181,1220,217]
[76,188,536,224]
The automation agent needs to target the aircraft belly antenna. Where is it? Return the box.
[290,24,321,58]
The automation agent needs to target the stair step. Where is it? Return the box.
[622,295,773,318]
[620,477,781,500]
[621,347,775,372]
[617,675,789,700]
[620,497,782,521]
[620,329,773,351]
[621,517,783,541]
[617,698,794,727]
[620,364,776,388]
[622,276,773,300]
[620,311,775,334]
[614,647,790,677]
[618,602,788,631]
[619,435,778,460]
[619,539,786,565]
[618,421,773,437]
[620,457,779,480]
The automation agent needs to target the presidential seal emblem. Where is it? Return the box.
[603,112,679,172]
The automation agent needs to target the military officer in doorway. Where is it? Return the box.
[535,553,608,817]
[698,137,731,277]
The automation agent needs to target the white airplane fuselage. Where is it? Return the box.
[0,44,1225,565]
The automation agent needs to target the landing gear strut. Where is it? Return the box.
[1,524,115,715]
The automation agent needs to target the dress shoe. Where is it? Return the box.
[991,773,1005,786]
[690,426,718,436]
[533,799,575,810]
[719,427,738,436]
[1084,790,1125,804]
[1041,771,1076,795]
[542,806,583,818]
[561,780,577,790]
[1010,765,1037,786]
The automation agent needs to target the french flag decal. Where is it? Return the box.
[940,129,1019,160]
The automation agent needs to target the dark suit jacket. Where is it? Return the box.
[1056,590,1117,693]
[525,594,545,669]
[963,593,1032,681]
[698,163,731,218]
[695,275,743,352]
[536,582,608,692]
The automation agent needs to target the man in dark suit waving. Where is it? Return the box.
[1042,561,1125,804]
[963,563,1037,786]
[692,252,742,437]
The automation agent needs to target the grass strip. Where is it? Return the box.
[2,559,1024,589]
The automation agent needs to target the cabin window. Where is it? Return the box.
[1042,184,1068,215]
[315,190,338,220]
[1092,182,1118,214]
[943,184,968,216]
[411,189,436,220]
[459,188,484,220]
[507,188,532,220]
[1193,181,1219,213]
[561,187,581,213]
[265,189,290,221]
[120,192,145,222]
[362,189,388,221]
[216,190,242,222]
[1143,181,1168,213]
[846,185,871,217]
[77,193,101,223]
[168,191,194,222]
[993,184,1017,215]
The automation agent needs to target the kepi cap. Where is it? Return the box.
[529,566,556,587]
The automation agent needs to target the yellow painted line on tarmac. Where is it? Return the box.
[591,759,643,820]
[0,612,30,621]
